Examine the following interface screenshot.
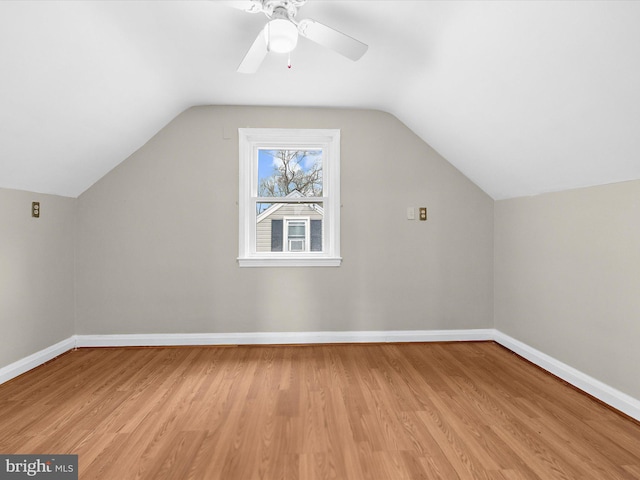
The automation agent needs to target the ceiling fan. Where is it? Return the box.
[229,0,368,73]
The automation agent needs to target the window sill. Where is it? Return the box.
[237,257,342,268]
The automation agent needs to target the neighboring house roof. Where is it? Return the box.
[256,190,324,223]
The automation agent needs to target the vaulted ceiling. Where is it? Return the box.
[1,1,639,199]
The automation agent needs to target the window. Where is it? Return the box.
[238,128,341,267]
[286,219,307,251]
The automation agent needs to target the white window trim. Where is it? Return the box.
[238,128,341,267]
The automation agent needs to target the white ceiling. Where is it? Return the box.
[1,1,639,199]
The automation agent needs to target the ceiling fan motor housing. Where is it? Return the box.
[262,0,304,20]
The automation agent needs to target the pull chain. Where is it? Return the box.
[288,52,292,69]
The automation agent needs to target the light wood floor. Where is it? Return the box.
[1,342,639,479]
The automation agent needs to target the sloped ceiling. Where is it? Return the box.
[1,1,639,199]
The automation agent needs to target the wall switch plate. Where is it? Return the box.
[419,207,427,221]
[407,207,415,220]
[32,201,40,218]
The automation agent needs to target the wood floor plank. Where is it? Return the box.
[1,342,640,479]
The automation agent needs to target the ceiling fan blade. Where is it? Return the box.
[297,18,368,61]
[237,29,268,73]
[219,1,263,13]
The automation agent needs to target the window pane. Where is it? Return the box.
[255,202,323,253]
[288,223,305,237]
[289,239,305,251]
[258,149,322,197]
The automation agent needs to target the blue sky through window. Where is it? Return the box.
[257,149,323,195]
[256,149,323,214]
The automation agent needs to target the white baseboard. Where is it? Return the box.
[493,330,640,422]
[0,336,76,385]
[74,328,495,347]
[1,329,638,422]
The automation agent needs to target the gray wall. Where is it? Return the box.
[3,105,639,408]
[75,106,494,335]
[495,180,640,399]
[0,187,76,366]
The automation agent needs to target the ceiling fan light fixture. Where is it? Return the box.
[264,18,298,53]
